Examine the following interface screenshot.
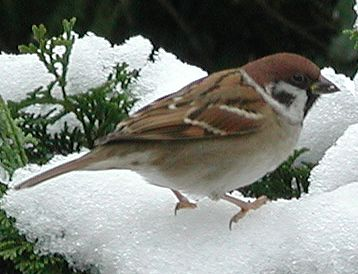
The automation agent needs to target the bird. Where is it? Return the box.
[14,53,339,228]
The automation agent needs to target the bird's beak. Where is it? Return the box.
[310,75,340,94]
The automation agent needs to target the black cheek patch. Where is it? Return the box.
[272,90,296,107]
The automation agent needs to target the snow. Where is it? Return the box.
[3,156,358,274]
[0,34,152,102]
[66,34,153,97]
[1,7,358,273]
[309,123,358,194]
[0,53,53,102]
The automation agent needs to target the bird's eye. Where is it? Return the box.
[292,73,306,83]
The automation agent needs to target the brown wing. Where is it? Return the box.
[96,68,272,145]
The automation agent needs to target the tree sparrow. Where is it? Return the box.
[14,53,339,228]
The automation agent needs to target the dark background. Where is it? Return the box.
[0,0,357,76]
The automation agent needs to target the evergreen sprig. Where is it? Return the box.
[10,18,137,163]
[0,96,34,177]
[18,18,76,99]
[62,63,137,148]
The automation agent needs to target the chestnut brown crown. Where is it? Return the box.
[242,53,321,89]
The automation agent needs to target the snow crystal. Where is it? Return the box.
[2,154,358,274]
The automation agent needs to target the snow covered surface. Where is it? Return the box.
[1,9,358,273]
[310,123,358,194]
[64,34,150,97]
[0,34,152,102]
[3,156,358,274]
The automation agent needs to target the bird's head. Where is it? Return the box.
[242,53,340,123]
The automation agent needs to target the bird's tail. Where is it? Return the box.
[14,150,99,190]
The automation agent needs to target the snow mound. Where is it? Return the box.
[2,155,358,274]
[309,123,358,194]
[0,53,53,102]
[0,34,152,102]
[66,34,152,96]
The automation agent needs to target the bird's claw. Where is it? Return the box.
[229,210,248,230]
[229,195,269,230]
[174,200,197,215]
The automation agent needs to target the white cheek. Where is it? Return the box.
[239,70,307,125]
[270,81,307,124]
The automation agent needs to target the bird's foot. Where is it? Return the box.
[222,194,269,230]
[172,189,197,215]
[174,200,197,215]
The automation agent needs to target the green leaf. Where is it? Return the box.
[18,43,37,54]
[0,96,29,176]
[32,24,47,41]
[62,17,76,32]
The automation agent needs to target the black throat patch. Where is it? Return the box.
[304,92,319,117]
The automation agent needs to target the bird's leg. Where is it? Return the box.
[222,193,269,229]
[172,189,197,215]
